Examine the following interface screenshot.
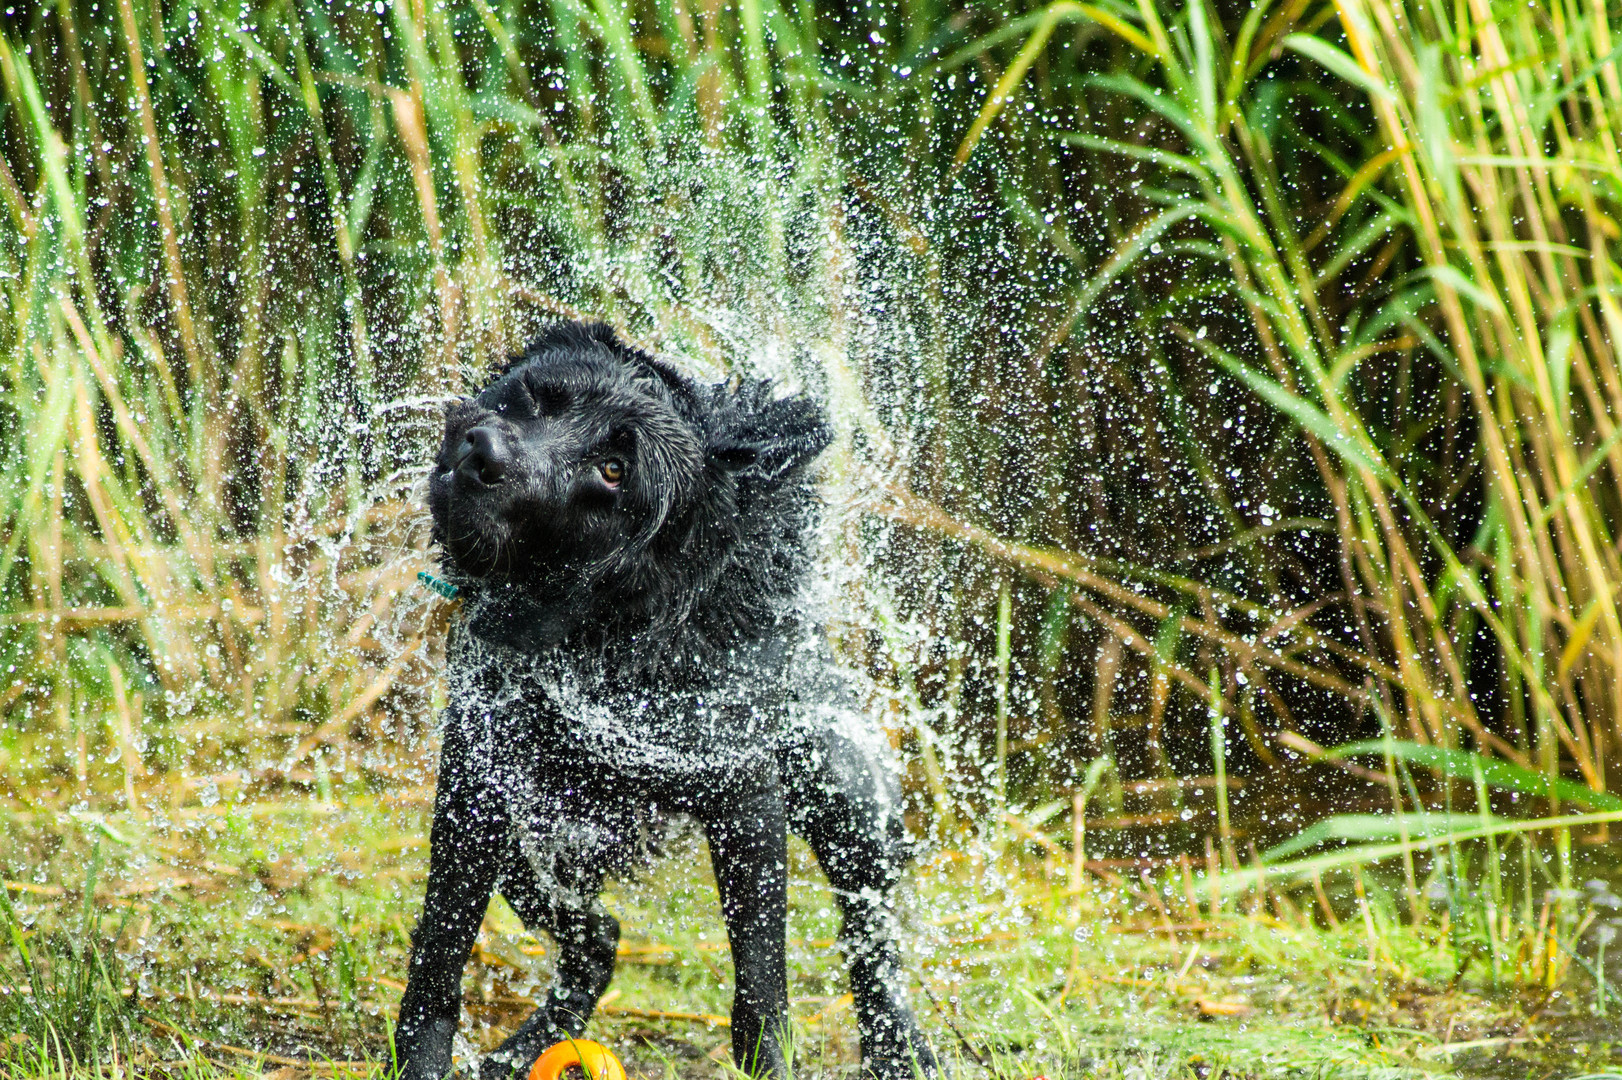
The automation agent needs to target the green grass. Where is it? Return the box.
[2,779,1620,1080]
[7,0,1622,803]
[0,847,138,1071]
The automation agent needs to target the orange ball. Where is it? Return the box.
[527,1039,627,1080]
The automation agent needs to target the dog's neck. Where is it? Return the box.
[441,482,814,676]
[457,579,586,653]
[452,572,782,678]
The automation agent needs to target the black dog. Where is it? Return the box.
[394,322,936,1080]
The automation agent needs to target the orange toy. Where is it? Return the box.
[527,1039,627,1080]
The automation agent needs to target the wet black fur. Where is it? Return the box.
[395,322,936,1080]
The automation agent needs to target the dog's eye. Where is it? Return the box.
[599,460,624,485]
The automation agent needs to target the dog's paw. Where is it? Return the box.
[862,1020,941,1080]
[864,1048,941,1080]
[478,1047,533,1080]
[394,1016,459,1080]
[478,1010,569,1080]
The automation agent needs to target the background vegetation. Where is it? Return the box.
[3,0,1622,1075]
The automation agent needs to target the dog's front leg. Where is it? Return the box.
[397,726,507,1080]
[705,784,791,1078]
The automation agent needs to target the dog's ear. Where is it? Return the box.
[707,381,831,481]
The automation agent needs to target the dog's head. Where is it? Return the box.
[429,322,702,580]
[429,322,829,611]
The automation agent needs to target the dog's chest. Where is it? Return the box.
[446,639,789,889]
[447,636,789,785]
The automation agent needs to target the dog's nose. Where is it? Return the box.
[455,426,509,485]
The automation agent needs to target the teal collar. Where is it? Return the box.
[418,571,460,599]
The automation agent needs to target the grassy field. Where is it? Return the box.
[5,746,1622,1079]
[5,773,1621,1080]
[6,0,1622,1075]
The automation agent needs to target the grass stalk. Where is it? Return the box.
[994,579,1012,826]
